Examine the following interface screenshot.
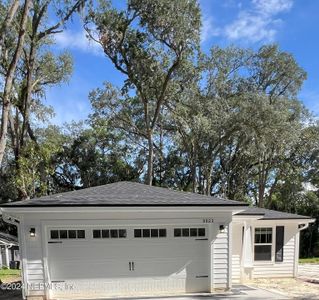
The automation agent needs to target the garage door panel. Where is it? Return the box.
[47,225,209,298]
[50,259,129,280]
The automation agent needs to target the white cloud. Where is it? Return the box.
[224,0,293,43]
[225,12,277,43]
[201,0,293,44]
[201,17,220,43]
[54,29,103,56]
[252,0,293,15]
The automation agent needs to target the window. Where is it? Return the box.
[93,229,127,239]
[174,228,206,238]
[254,228,272,261]
[60,230,67,239]
[77,230,85,239]
[68,230,76,239]
[275,226,284,262]
[50,229,85,240]
[50,230,59,239]
[134,228,167,238]
[93,229,101,238]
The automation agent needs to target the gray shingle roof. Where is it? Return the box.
[235,207,312,220]
[1,181,248,207]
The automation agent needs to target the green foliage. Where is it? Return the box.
[0,1,318,258]
[85,0,201,184]
[299,257,319,264]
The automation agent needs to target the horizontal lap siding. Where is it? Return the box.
[213,227,229,288]
[24,230,45,297]
[231,224,242,283]
[253,229,295,278]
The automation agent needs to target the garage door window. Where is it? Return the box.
[174,228,206,237]
[93,229,127,239]
[50,229,85,239]
[134,228,167,238]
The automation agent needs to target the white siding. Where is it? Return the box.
[17,210,232,298]
[23,220,46,297]
[253,224,296,278]
[231,224,242,283]
[212,226,229,289]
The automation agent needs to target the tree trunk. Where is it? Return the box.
[0,0,31,167]
[20,40,36,149]
[190,144,197,193]
[0,0,20,47]
[146,131,153,186]
[258,183,265,208]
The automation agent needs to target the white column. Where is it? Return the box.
[5,246,10,268]
[0,246,3,268]
[241,222,253,281]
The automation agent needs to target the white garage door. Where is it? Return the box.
[47,225,209,299]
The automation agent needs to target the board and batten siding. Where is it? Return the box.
[212,225,230,289]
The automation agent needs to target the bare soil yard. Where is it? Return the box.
[251,278,319,299]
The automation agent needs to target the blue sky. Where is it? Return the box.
[45,0,319,124]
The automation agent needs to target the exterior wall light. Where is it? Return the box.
[29,227,36,237]
[219,225,225,232]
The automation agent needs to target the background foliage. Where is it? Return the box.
[0,0,318,257]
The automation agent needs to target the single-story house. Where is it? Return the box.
[0,181,315,300]
[0,231,20,269]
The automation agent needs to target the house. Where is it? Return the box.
[0,181,314,300]
[0,231,20,269]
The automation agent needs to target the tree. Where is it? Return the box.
[0,0,86,168]
[85,0,200,185]
[0,0,31,166]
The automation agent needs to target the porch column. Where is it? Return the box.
[241,222,253,281]
[5,246,10,268]
[0,246,3,268]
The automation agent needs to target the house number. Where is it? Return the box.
[203,218,214,223]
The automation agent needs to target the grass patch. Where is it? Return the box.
[0,269,21,282]
[299,257,319,264]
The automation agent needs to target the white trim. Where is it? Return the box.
[253,226,273,263]
[294,231,300,277]
[208,223,214,292]
[1,206,245,214]
[228,222,232,289]
[17,216,27,300]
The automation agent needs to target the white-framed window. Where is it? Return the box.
[254,227,272,261]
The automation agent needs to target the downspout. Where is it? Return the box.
[293,221,314,277]
[298,223,310,231]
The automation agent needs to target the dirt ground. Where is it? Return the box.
[250,278,319,299]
